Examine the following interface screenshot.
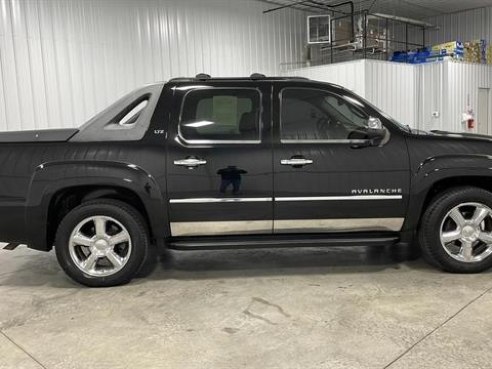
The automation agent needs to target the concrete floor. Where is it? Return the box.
[1,244,491,369]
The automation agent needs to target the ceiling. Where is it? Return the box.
[260,0,492,19]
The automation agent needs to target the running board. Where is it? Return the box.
[168,232,399,250]
[3,243,21,251]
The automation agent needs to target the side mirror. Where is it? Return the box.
[367,116,383,130]
[351,117,387,149]
[366,117,386,146]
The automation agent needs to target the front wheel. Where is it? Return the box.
[55,199,149,287]
[419,187,492,273]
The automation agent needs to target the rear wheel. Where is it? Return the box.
[419,187,492,273]
[55,199,149,287]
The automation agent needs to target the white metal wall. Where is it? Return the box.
[416,62,445,131]
[364,60,418,128]
[446,62,492,133]
[424,6,492,45]
[413,61,492,133]
[0,0,307,131]
[399,7,492,46]
[285,60,366,95]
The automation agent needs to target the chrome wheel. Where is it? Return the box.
[440,202,492,263]
[68,216,132,277]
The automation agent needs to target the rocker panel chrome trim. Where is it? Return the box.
[170,220,273,236]
[170,218,404,236]
[274,218,405,233]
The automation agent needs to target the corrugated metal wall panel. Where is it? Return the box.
[415,61,492,133]
[445,61,492,132]
[281,60,366,96]
[424,7,491,45]
[398,8,491,57]
[416,62,445,131]
[364,60,417,128]
[0,0,307,130]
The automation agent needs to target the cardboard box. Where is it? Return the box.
[464,40,486,63]
[431,41,464,60]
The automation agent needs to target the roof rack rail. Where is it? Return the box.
[195,73,211,81]
[167,75,311,83]
[250,73,266,80]
[168,77,190,82]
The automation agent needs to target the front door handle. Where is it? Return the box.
[174,157,207,169]
[280,157,313,167]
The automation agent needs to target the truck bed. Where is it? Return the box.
[0,129,79,143]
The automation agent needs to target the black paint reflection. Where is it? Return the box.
[217,166,248,195]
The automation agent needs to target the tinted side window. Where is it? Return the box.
[117,99,149,126]
[180,89,261,142]
[281,88,369,141]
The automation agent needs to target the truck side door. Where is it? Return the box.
[166,82,273,237]
[272,83,410,233]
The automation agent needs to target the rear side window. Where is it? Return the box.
[104,95,150,130]
[118,99,148,126]
[179,89,261,143]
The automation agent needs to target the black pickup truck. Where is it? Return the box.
[2,74,492,287]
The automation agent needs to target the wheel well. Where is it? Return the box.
[47,186,152,247]
[421,176,492,216]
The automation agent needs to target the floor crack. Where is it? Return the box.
[0,329,47,369]
[383,285,492,369]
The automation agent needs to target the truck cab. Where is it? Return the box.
[165,76,409,241]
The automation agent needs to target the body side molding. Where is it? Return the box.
[170,195,403,204]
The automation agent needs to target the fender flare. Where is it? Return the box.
[403,154,492,231]
[25,160,166,251]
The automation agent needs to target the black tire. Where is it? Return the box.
[419,186,492,273]
[55,199,149,287]
[135,241,159,278]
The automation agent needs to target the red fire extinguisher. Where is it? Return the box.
[462,108,475,131]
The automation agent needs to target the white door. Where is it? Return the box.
[478,88,490,135]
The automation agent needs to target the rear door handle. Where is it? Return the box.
[174,157,207,168]
[280,158,313,167]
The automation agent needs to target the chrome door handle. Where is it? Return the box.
[174,157,207,168]
[280,158,313,166]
